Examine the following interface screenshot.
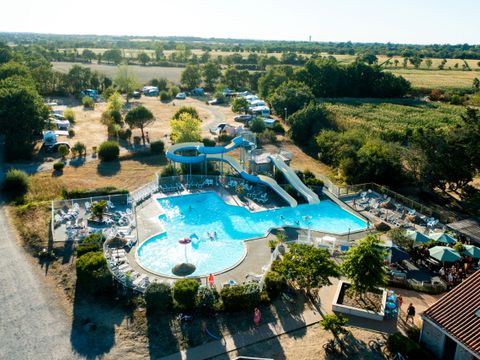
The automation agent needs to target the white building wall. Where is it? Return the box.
[421,319,446,358]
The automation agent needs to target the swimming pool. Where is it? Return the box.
[136,192,367,277]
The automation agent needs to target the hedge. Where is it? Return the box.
[61,187,128,199]
[263,271,286,299]
[197,286,218,313]
[145,282,172,313]
[173,279,199,311]
[53,161,65,171]
[98,141,120,162]
[220,283,261,311]
[76,251,111,291]
[150,140,165,155]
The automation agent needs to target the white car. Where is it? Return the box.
[210,123,228,135]
[175,92,187,100]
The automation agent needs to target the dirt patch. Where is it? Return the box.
[339,284,383,313]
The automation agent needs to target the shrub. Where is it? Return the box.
[220,283,261,311]
[53,161,65,172]
[76,242,101,257]
[82,96,95,109]
[150,140,165,155]
[102,86,115,100]
[272,121,285,134]
[202,137,216,147]
[75,251,111,291]
[160,90,171,102]
[160,164,177,176]
[61,187,128,199]
[173,106,200,120]
[169,85,180,98]
[72,142,86,157]
[108,123,121,137]
[58,144,69,158]
[387,333,421,357]
[257,129,277,145]
[264,271,286,299]
[145,282,172,313]
[217,133,233,143]
[3,169,29,198]
[68,128,75,137]
[250,117,266,133]
[98,141,120,162]
[82,233,104,247]
[173,279,199,311]
[118,128,132,141]
[63,108,76,123]
[110,110,122,124]
[197,286,218,313]
[320,314,348,336]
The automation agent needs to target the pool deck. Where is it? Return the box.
[125,190,373,286]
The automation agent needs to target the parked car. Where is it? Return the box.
[176,92,187,100]
[131,91,142,99]
[208,98,222,105]
[45,142,71,153]
[234,114,254,123]
[210,123,228,135]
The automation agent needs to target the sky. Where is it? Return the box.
[1,0,479,45]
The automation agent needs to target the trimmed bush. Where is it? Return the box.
[217,134,233,143]
[150,140,165,155]
[145,282,172,313]
[3,169,29,198]
[82,96,95,109]
[197,286,218,313]
[264,271,286,299]
[220,283,261,312]
[250,118,266,133]
[202,137,216,147]
[53,161,65,172]
[173,106,200,120]
[173,279,199,311]
[63,108,76,123]
[83,233,104,247]
[76,251,111,291]
[98,141,120,162]
[72,142,86,157]
[160,91,171,102]
[58,144,69,158]
[77,243,101,257]
[68,128,75,137]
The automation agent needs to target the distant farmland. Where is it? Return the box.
[51,61,184,84]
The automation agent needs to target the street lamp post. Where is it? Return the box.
[284,107,288,123]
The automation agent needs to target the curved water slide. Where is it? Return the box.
[269,154,320,204]
[166,137,297,207]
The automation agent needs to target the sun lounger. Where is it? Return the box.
[133,274,148,287]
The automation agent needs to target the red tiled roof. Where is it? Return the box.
[423,270,480,355]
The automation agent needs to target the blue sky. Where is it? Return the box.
[1,0,478,44]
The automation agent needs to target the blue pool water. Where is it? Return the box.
[137,192,367,276]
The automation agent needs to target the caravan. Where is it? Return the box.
[249,105,271,117]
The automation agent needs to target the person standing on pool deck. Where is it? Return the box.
[406,303,415,323]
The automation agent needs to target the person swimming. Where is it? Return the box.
[295,220,300,225]
[188,205,192,211]
[214,231,217,239]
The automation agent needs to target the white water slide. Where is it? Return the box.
[269,154,320,204]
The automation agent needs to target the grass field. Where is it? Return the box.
[386,68,480,90]
[52,61,183,84]
[323,98,464,137]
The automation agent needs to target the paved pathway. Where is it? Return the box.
[0,204,78,359]
[160,305,321,360]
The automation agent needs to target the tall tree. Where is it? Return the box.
[341,235,387,297]
[202,62,221,90]
[269,80,314,118]
[170,113,201,143]
[231,97,249,114]
[114,65,139,103]
[137,52,150,66]
[180,64,202,89]
[125,105,155,145]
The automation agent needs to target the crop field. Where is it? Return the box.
[386,68,480,90]
[323,98,464,137]
[52,61,183,84]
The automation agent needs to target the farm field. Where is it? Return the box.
[386,68,480,90]
[323,98,464,137]
[52,61,184,84]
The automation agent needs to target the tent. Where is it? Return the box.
[429,246,461,263]
[430,232,457,244]
[406,230,430,245]
[462,244,480,259]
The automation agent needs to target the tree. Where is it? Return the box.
[438,58,447,70]
[102,49,123,65]
[393,59,399,68]
[3,169,29,198]
[180,64,202,89]
[320,314,348,338]
[277,243,340,294]
[91,200,107,221]
[76,251,111,292]
[473,77,480,91]
[223,67,248,90]
[82,49,96,63]
[114,65,139,102]
[288,103,335,150]
[172,278,199,311]
[358,53,378,65]
[202,62,221,90]
[170,113,201,143]
[137,52,150,66]
[269,80,314,118]
[172,106,200,120]
[425,59,433,69]
[341,235,387,297]
[98,141,120,162]
[107,91,124,113]
[250,117,266,133]
[125,105,155,145]
[388,228,414,250]
[231,97,249,114]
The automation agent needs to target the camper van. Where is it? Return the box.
[143,86,159,96]
[81,89,98,100]
[249,105,271,117]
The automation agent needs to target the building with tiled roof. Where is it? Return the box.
[420,270,480,360]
